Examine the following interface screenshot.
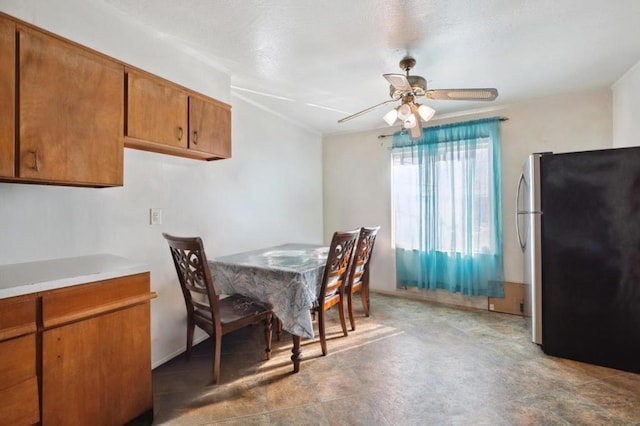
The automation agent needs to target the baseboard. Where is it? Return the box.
[372,288,488,310]
[151,332,209,369]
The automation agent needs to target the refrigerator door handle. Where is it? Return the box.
[516,172,526,251]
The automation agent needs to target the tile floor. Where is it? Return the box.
[149,293,640,425]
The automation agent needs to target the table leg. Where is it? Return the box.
[291,335,301,373]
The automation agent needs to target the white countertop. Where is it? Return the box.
[0,254,150,299]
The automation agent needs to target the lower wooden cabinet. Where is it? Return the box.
[0,272,154,426]
[42,304,152,425]
[0,295,38,426]
[0,335,39,425]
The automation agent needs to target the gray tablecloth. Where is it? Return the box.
[209,243,328,338]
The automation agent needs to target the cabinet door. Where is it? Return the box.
[0,295,39,425]
[127,70,188,149]
[18,26,124,186]
[0,335,39,425]
[42,304,152,426]
[0,16,14,178]
[189,96,232,158]
[40,273,153,424]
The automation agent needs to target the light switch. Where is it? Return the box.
[150,208,162,225]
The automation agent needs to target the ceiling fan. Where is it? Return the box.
[338,56,499,139]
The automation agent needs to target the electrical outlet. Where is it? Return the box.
[150,208,162,225]
[489,303,495,311]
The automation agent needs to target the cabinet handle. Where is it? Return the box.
[27,150,40,172]
[177,127,183,141]
[193,130,198,145]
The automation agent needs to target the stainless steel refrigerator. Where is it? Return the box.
[517,147,640,374]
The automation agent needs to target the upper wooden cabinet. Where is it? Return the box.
[0,16,15,178]
[0,11,231,188]
[0,13,124,187]
[125,69,232,161]
[190,94,232,158]
[18,26,124,186]
[126,71,188,149]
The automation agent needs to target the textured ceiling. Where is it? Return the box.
[102,0,640,136]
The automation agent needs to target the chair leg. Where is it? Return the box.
[212,333,222,385]
[275,317,283,342]
[361,286,370,317]
[347,290,356,331]
[186,316,195,360]
[318,309,328,356]
[363,281,370,317]
[338,297,349,337]
[264,313,273,360]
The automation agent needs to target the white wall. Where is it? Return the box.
[612,59,640,148]
[323,89,613,305]
[0,1,323,366]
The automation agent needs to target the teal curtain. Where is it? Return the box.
[392,117,504,297]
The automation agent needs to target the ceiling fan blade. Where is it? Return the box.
[409,122,423,140]
[383,73,412,92]
[426,88,498,101]
[337,99,398,123]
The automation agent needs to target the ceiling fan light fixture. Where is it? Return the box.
[397,103,412,120]
[417,104,436,122]
[383,108,398,126]
[403,113,417,129]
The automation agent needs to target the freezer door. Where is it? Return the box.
[519,154,543,344]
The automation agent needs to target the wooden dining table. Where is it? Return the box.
[208,243,328,372]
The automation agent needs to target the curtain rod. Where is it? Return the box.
[377,116,509,139]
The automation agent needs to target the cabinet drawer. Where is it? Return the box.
[42,272,151,328]
[0,334,36,391]
[0,376,39,425]
[0,295,36,341]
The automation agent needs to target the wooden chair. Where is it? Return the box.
[313,229,360,356]
[163,233,272,384]
[345,226,380,331]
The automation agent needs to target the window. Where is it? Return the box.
[393,139,496,254]
[391,117,504,296]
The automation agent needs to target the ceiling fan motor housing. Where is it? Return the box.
[389,75,427,99]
